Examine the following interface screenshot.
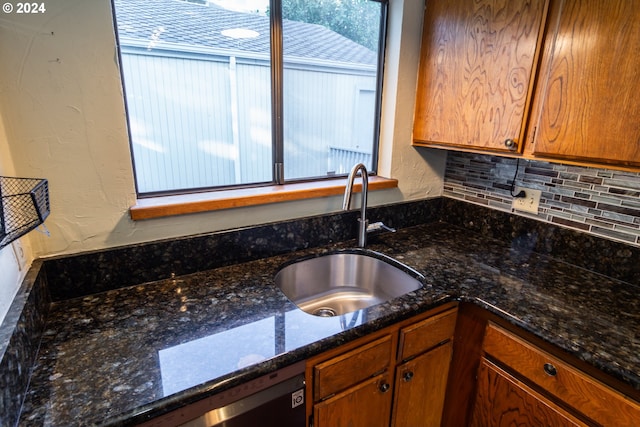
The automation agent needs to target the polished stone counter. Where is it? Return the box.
[17,220,640,426]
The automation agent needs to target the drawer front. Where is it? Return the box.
[314,335,392,401]
[398,308,457,361]
[483,324,640,427]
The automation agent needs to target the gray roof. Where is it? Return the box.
[113,0,377,65]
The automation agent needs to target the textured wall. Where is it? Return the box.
[0,0,444,258]
[443,152,640,246]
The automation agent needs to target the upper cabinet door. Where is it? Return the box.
[531,0,640,166]
[413,0,548,152]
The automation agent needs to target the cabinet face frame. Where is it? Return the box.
[413,0,550,153]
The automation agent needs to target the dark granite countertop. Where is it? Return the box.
[18,222,640,426]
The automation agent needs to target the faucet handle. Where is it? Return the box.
[367,222,396,233]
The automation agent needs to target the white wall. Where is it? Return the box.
[379,0,446,197]
[0,0,444,261]
[0,109,30,322]
[0,246,23,322]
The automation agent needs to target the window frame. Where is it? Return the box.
[112,0,388,199]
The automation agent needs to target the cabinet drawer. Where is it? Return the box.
[398,308,457,361]
[313,335,392,401]
[483,323,640,427]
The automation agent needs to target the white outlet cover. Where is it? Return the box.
[512,187,541,213]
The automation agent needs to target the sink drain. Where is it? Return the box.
[313,307,337,317]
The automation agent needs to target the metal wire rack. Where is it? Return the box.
[0,176,50,249]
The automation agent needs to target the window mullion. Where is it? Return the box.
[270,0,284,185]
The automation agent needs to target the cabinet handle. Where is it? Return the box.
[504,139,517,151]
[543,363,557,376]
[379,382,391,393]
[402,371,414,382]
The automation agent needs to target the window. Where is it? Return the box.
[112,0,386,196]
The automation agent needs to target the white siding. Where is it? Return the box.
[120,47,377,193]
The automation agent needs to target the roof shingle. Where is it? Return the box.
[113,0,377,65]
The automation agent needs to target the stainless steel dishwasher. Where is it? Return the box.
[141,362,306,427]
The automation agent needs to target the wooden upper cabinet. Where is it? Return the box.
[413,0,548,152]
[530,0,640,166]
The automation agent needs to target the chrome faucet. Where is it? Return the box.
[343,163,369,247]
[343,163,397,248]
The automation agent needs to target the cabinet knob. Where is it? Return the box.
[504,139,517,151]
[379,382,391,393]
[402,371,414,382]
[543,363,557,376]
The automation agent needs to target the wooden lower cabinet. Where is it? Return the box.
[392,341,453,427]
[471,359,588,427]
[463,321,640,427]
[309,304,640,427]
[314,374,393,427]
[306,304,458,427]
[481,324,640,427]
[442,304,640,427]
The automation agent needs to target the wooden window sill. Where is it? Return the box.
[129,176,398,220]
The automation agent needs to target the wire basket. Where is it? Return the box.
[0,176,50,249]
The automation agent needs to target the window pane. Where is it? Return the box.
[113,0,385,195]
[282,0,382,180]
[113,0,273,194]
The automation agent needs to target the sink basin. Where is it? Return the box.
[274,250,423,317]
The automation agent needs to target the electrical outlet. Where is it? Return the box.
[11,240,27,271]
[512,187,541,214]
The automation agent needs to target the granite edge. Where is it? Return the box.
[0,261,50,427]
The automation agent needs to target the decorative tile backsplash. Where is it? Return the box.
[443,152,640,246]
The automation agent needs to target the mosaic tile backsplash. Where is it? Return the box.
[443,152,640,247]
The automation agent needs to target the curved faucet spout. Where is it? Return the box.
[343,163,369,247]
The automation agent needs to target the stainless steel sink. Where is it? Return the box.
[274,250,423,317]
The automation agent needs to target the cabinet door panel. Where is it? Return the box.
[392,342,453,427]
[533,0,640,165]
[414,0,547,151]
[483,324,640,427]
[471,359,589,427]
[314,375,392,427]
